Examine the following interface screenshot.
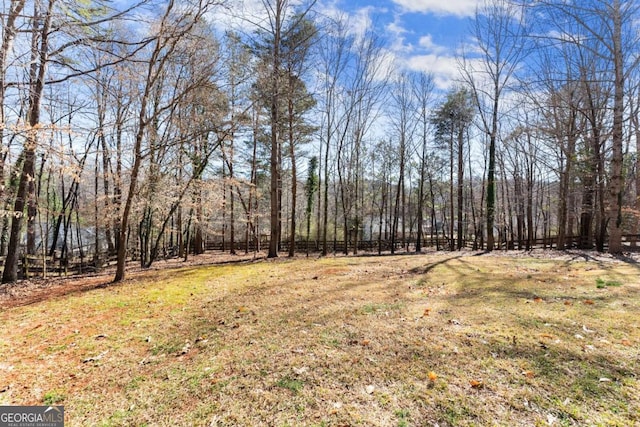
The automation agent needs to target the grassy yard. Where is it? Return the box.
[0,251,638,426]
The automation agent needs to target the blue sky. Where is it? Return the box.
[216,0,482,90]
[316,0,480,89]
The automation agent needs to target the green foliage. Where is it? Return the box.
[43,390,65,405]
[305,156,319,232]
[60,0,109,28]
[396,409,411,426]
[430,87,475,149]
[596,278,623,288]
[276,376,304,393]
[415,277,428,287]
[360,302,403,315]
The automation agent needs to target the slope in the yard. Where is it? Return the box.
[0,251,638,426]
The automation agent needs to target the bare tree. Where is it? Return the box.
[2,0,126,282]
[250,0,317,258]
[389,73,416,253]
[316,15,350,256]
[113,0,221,282]
[412,72,434,252]
[461,0,527,251]
[0,0,26,228]
[431,87,474,251]
[319,16,388,255]
[533,0,640,253]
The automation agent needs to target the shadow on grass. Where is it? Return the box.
[160,254,639,425]
[85,252,639,425]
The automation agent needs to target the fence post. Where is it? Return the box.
[22,254,28,279]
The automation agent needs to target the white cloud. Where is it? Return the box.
[315,2,382,41]
[401,33,467,90]
[386,17,408,37]
[418,34,447,54]
[406,54,463,89]
[206,0,307,37]
[375,47,400,81]
[385,15,414,54]
[350,6,376,39]
[391,0,480,17]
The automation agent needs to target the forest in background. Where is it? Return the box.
[0,0,639,283]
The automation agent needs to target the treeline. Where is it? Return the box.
[0,0,639,283]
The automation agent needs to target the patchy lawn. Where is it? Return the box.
[0,251,639,426]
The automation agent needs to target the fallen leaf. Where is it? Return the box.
[564,300,572,306]
[470,380,483,388]
[179,343,191,355]
[293,367,308,375]
[584,300,595,305]
[428,371,437,382]
[83,350,108,363]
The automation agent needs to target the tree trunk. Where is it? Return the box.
[267,1,283,259]
[2,1,51,283]
[288,96,296,257]
[449,129,455,251]
[607,0,624,254]
[486,100,498,251]
[456,126,464,250]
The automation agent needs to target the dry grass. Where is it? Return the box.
[0,251,639,426]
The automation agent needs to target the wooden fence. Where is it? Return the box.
[206,234,640,254]
[1,234,639,281]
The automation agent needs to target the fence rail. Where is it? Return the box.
[206,234,640,253]
[1,234,639,281]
